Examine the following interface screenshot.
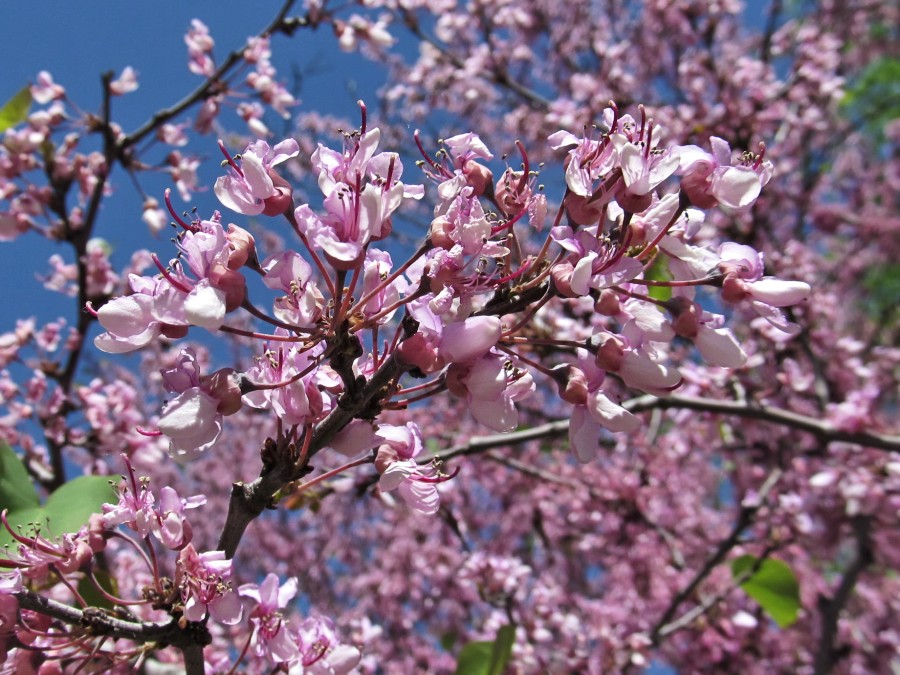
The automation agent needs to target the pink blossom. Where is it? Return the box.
[295,616,361,674]
[239,573,300,663]
[678,137,774,209]
[176,545,242,625]
[185,19,215,77]
[214,139,299,216]
[109,66,139,95]
[31,71,65,104]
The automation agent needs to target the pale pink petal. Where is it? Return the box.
[695,326,748,368]
[711,166,762,208]
[746,278,810,307]
[569,405,603,462]
[438,316,501,363]
[184,282,226,330]
[587,389,641,433]
[209,591,243,625]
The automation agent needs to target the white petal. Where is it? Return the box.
[184,283,227,330]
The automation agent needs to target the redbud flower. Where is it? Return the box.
[678,137,774,209]
[176,545,242,625]
[214,139,300,216]
[239,574,301,663]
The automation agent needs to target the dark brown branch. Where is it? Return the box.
[120,0,302,150]
[15,588,208,649]
[431,393,900,463]
[814,516,874,675]
[648,468,782,644]
[217,351,411,558]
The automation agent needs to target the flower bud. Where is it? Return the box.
[209,263,247,312]
[550,262,577,298]
[666,297,700,339]
[464,161,493,197]
[374,445,399,474]
[550,364,589,405]
[225,224,256,270]
[202,368,243,416]
[594,334,624,372]
[445,362,470,398]
[565,193,604,225]
[395,333,442,375]
[261,171,293,217]
[594,289,621,316]
[429,216,455,250]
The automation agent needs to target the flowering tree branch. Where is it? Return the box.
[648,468,783,645]
[814,516,874,675]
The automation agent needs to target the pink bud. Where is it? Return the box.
[667,297,700,339]
[225,224,256,270]
[429,216,455,250]
[396,333,442,374]
[261,170,294,217]
[160,324,190,339]
[565,193,604,225]
[550,262,577,298]
[202,368,243,416]
[209,264,247,312]
[445,363,470,398]
[464,161,493,197]
[550,365,589,405]
[594,289,621,316]
[374,445,399,474]
[594,335,624,372]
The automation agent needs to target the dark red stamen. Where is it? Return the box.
[164,189,197,232]
[151,253,193,294]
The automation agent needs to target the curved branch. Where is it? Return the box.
[814,516,874,675]
[14,588,208,650]
[120,0,302,149]
[431,393,900,463]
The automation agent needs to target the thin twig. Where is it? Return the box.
[648,468,783,644]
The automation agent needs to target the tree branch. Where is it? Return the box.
[430,393,900,464]
[217,351,411,558]
[120,0,302,149]
[814,516,874,675]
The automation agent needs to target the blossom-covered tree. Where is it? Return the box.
[0,1,898,673]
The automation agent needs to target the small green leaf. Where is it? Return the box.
[440,630,458,652]
[453,624,516,675]
[43,475,116,537]
[732,555,801,628]
[487,624,516,675]
[0,442,40,513]
[0,86,32,133]
[454,640,494,675]
[77,568,119,611]
[644,255,673,303]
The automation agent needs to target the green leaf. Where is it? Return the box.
[643,255,673,303]
[839,56,900,139]
[487,624,516,675]
[0,442,40,513]
[77,568,119,611]
[0,506,46,549]
[0,474,114,550]
[0,86,32,133]
[453,624,516,675]
[731,555,801,628]
[43,475,116,537]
